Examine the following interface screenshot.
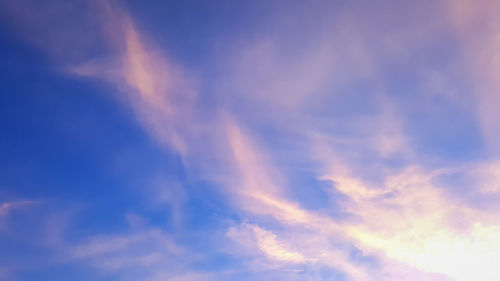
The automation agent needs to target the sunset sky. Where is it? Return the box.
[1,1,500,280]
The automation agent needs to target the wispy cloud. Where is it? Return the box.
[227,222,311,264]
[68,229,186,271]
[445,0,500,150]
[0,199,42,231]
[2,0,500,280]
[71,1,500,279]
[69,3,196,157]
[326,166,500,281]
[0,200,39,218]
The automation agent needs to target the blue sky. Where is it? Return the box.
[1,0,500,280]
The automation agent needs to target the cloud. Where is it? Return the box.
[2,204,223,281]
[68,229,186,270]
[0,199,41,230]
[68,4,196,157]
[227,222,310,264]
[469,162,500,194]
[323,165,500,281]
[3,0,500,280]
[224,136,500,281]
[221,119,373,280]
[218,110,500,281]
[445,0,500,150]
[0,200,39,217]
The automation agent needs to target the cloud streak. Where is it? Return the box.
[0,200,39,218]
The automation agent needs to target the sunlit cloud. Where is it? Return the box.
[227,223,310,264]
[68,1,198,159]
[70,1,500,279]
[326,166,500,281]
[2,0,500,280]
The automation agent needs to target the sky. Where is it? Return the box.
[1,0,500,280]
